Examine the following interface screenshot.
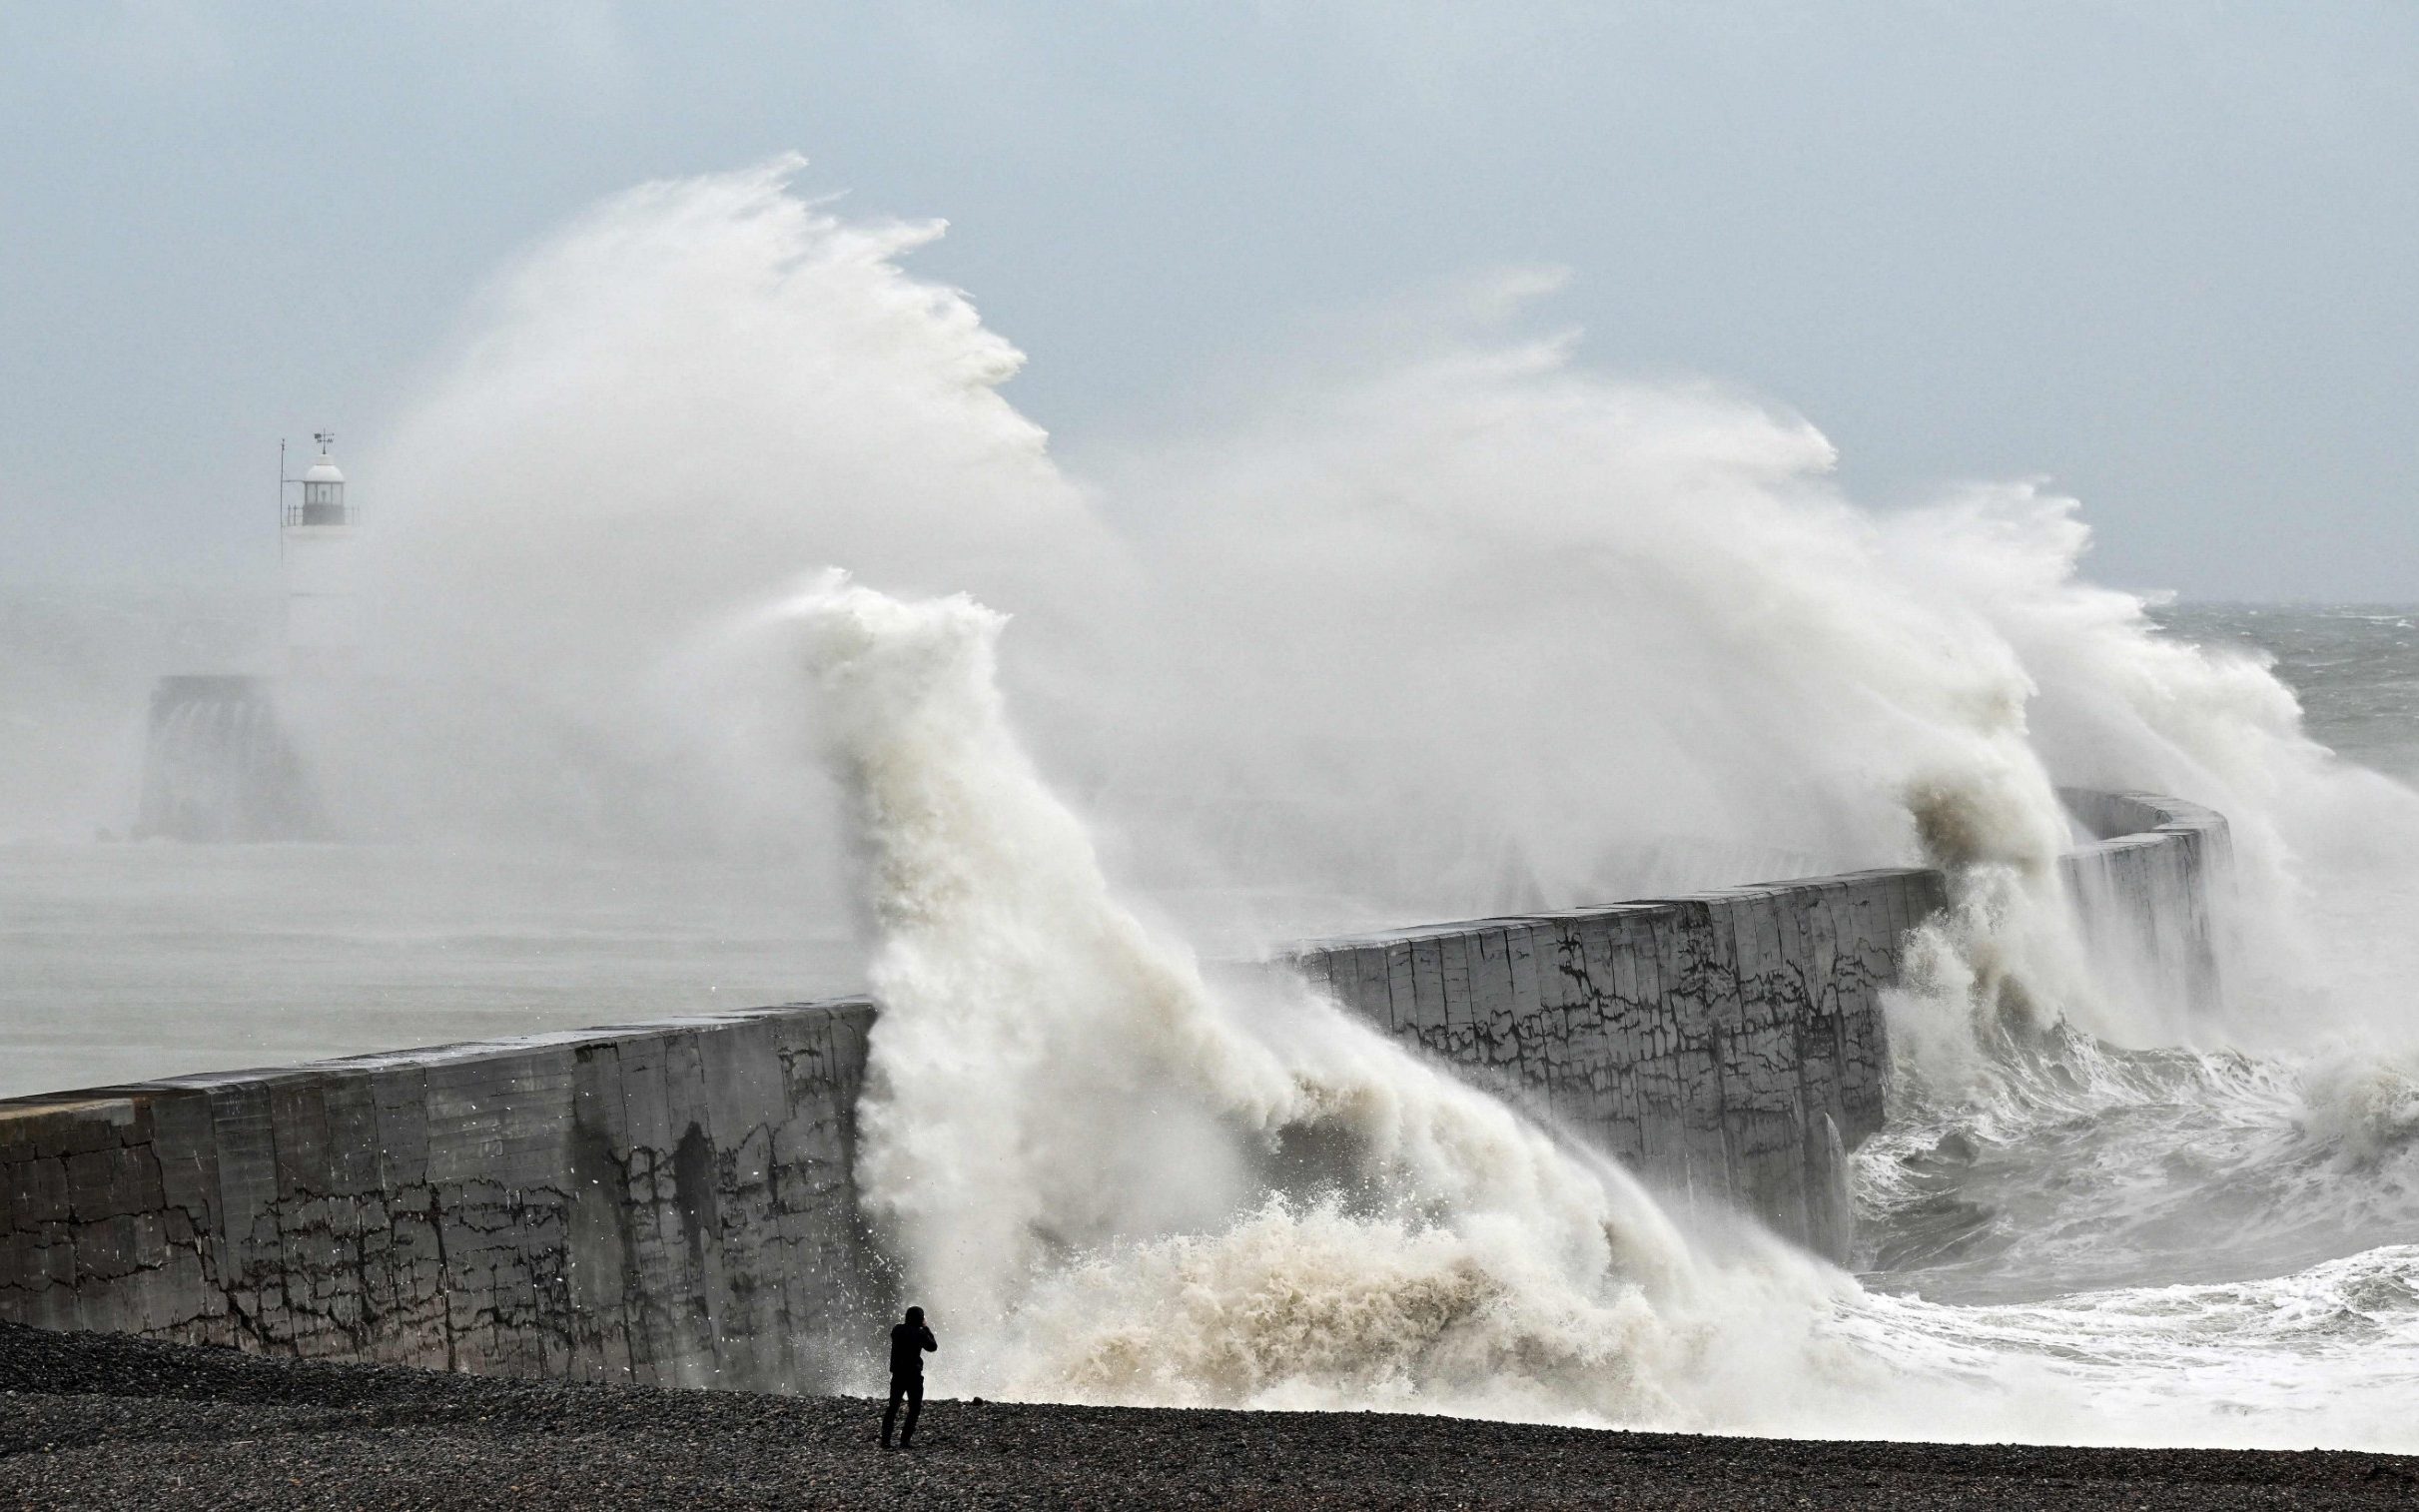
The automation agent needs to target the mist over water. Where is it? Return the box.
[11,159,2419,1447]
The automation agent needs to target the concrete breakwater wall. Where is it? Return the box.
[1,790,2226,1390]
[0,1005,882,1392]
[1278,789,2231,1264]
[1284,869,1939,1261]
[2056,789,2231,1032]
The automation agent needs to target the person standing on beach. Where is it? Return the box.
[882,1306,938,1449]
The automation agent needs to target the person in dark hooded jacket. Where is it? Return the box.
[882,1306,937,1448]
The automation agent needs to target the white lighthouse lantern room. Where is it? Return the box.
[282,430,357,672]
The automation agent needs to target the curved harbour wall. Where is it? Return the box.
[0,791,2227,1390]
[2056,789,2231,1033]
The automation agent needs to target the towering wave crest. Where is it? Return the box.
[786,573,1740,1420]
[332,155,1123,856]
[348,161,2105,920]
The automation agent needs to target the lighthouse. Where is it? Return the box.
[131,433,344,839]
[283,431,357,673]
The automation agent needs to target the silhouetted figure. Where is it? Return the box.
[882,1305,937,1449]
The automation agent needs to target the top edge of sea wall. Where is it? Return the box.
[0,787,2226,1114]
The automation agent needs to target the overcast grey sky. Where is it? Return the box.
[3,2,2414,599]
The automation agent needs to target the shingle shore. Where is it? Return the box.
[3,1322,2413,1509]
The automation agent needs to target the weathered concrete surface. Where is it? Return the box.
[2,790,2229,1379]
[0,1003,880,1391]
[2057,789,2231,1030]
[1283,869,1944,1259]
[1283,792,2232,1257]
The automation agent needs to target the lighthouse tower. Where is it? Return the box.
[283,431,357,674]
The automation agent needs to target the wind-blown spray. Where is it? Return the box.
[789,572,1730,1417]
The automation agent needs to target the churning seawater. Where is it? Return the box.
[1842,605,2419,1447]
[8,161,2419,1451]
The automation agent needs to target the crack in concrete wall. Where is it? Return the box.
[1286,869,1931,1258]
[1,791,2227,1388]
